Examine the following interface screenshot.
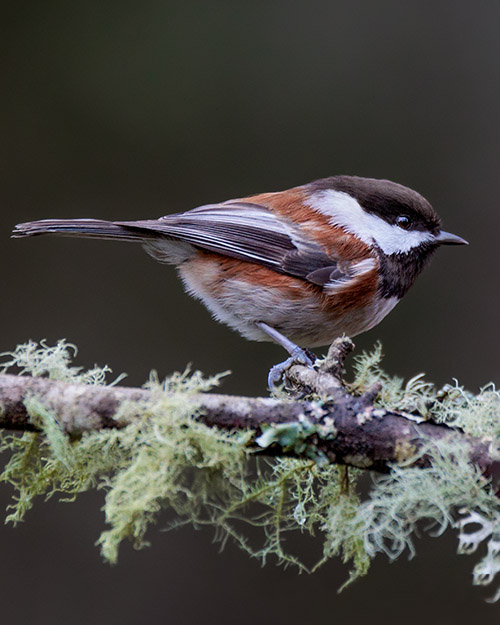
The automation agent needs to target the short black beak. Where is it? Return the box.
[435,231,469,245]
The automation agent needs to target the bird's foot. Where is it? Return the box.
[256,322,318,392]
[267,348,316,390]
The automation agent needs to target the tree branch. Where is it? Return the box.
[2,339,499,598]
[0,339,496,478]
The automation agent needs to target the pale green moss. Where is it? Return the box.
[0,341,499,600]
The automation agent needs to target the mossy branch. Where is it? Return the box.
[0,338,499,600]
[0,365,496,477]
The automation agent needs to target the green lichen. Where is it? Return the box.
[0,340,499,600]
[256,418,330,466]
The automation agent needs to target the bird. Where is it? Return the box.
[12,175,467,386]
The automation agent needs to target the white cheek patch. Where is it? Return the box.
[309,189,434,255]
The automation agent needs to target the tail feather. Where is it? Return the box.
[12,219,154,242]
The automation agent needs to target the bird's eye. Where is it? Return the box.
[396,215,412,230]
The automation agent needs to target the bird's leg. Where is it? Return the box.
[255,321,317,390]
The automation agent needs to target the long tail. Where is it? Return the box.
[12,219,157,242]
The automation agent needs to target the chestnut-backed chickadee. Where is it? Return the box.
[13,176,467,384]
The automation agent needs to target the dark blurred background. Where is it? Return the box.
[1,1,499,622]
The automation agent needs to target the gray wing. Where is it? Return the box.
[118,201,373,287]
[116,202,344,284]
